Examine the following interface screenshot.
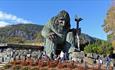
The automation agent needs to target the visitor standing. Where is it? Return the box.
[106,56,111,70]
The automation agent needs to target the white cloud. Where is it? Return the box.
[0,21,10,27]
[0,11,32,27]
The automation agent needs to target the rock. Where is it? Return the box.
[92,53,98,59]
[0,57,3,63]
[87,53,92,58]
[16,55,20,60]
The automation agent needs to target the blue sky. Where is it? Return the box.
[0,0,112,40]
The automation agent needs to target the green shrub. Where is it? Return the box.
[22,67,30,70]
[84,41,113,56]
[3,64,12,69]
[13,65,21,70]
[31,67,39,70]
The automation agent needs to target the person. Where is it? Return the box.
[40,51,50,61]
[83,54,88,70]
[106,56,111,70]
[41,10,76,60]
[98,57,102,70]
[59,51,65,62]
[113,61,115,70]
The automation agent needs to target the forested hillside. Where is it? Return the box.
[0,24,43,43]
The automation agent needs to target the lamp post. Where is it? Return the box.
[75,16,83,51]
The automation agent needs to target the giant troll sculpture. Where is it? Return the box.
[41,10,77,60]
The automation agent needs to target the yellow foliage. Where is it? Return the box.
[112,40,115,49]
[36,42,44,46]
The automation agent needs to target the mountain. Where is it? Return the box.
[0,23,99,45]
[0,24,43,43]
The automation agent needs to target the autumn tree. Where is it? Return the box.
[102,3,115,49]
